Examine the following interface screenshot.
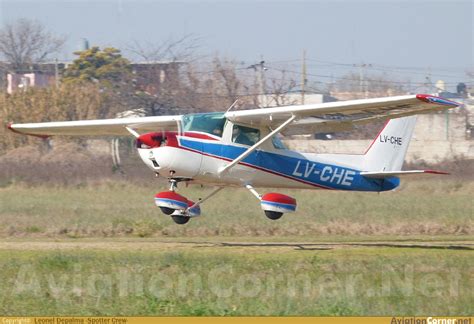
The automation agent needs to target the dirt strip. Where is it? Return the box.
[0,240,472,252]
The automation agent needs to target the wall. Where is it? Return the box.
[284,113,473,164]
[284,139,473,164]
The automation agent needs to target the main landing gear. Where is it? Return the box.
[154,176,223,225]
[245,185,297,221]
[154,175,296,224]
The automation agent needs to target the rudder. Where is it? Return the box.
[363,116,417,171]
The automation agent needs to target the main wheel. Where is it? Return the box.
[264,211,283,220]
[171,215,191,224]
[159,207,175,215]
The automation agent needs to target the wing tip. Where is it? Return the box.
[416,94,461,107]
[424,169,450,175]
[6,122,50,139]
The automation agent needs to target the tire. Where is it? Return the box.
[171,215,191,224]
[159,207,175,215]
[264,210,283,220]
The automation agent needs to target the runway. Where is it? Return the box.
[0,239,472,251]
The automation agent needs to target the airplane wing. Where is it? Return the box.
[7,94,460,137]
[225,94,461,135]
[7,115,182,137]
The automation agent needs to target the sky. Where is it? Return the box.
[0,0,472,91]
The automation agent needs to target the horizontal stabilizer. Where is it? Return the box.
[360,170,449,179]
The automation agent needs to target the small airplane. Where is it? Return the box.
[7,94,461,224]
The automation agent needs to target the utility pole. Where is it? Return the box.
[247,59,267,107]
[54,58,59,88]
[353,63,372,98]
[301,49,307,105]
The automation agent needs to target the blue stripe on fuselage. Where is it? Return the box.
[178,138,393,192]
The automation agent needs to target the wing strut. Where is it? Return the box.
[125,127,140,138]
[218,115,296,175]
[186,187,224,212]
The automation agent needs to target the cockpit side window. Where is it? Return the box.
[182,112,226,137]
[232,125,260,146]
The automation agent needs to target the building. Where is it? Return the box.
[2,62,66,94]
[130,61,185,95]
[1,61,184,94]
[258,92,337,107]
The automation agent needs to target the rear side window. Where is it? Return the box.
[232,125,260,146]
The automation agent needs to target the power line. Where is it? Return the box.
[266,66,470,87]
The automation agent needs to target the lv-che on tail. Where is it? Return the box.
[359,116,448,179]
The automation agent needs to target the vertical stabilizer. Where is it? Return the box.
[363,116,417,171]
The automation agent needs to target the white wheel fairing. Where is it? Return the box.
[260,201,296,214]
[154,191,201,217]
[171,206,201,218]
[260,193,297,214]
[154,197,188,210]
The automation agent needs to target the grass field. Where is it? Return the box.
[0,240,473,316]
[0,178,472,315]
[0,179,472,238]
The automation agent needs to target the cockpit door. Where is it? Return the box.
[220,121,262,182]
[180,112,226,178]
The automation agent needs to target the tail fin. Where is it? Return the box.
[363,116,417,171]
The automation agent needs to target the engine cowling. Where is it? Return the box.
[261,193,297,214]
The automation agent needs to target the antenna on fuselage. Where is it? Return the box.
[226,99,240,113]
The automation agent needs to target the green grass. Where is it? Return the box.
[0,179,472,238]
[0,246,472,316]
[0,179,472,315]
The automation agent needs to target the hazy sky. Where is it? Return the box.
[0,0,472,91]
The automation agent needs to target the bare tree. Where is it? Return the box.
[266,69,298,107]
[0,18,66,70]
[125,34,202,63]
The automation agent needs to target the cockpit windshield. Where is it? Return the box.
[182,112,226,137]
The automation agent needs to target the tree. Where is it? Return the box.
[0,84,118,154]
[125,34,202,63]
[0,18,65,70]
[62,47,132,87]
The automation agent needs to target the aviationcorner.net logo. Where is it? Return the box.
[391,317,472,324]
